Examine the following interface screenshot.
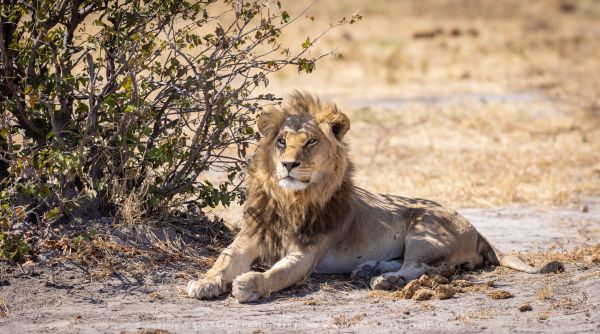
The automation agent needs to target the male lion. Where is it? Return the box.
[187,92,561,303]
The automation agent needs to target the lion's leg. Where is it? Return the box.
[187,232,260,299]
[461,254,484,271]
[370,208,484,290]
[231,247,322,303]
[370,233,445,290]
[351,260,403,280]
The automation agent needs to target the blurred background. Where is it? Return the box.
[252,0,600,207]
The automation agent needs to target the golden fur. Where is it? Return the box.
[244,93,353,262]
[187,92,562,303]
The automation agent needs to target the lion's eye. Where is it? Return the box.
[306,138,318,147]
[277,138,286,148]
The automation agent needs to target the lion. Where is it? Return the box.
[187,92,562,303]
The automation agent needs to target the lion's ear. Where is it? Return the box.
[257,107,285,138]
[319,107,350,140]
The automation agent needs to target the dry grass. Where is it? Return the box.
[454,309,498,323]
[0,298,8,318]
[346,104,599,207]
[275,273,361,300]
[332,314,366,328]
[252,0,600,209]
[147,292,163,302]
[538,286,554,300]
[119,330,172,334]
[526,243,600,265]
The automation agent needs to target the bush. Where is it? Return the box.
[0,0,360,260]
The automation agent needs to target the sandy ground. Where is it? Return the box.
[1,198,599,333]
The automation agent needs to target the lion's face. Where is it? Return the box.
[256,93,350,193]
[273,114,336,190]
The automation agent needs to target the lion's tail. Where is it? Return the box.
[477,233,564,274]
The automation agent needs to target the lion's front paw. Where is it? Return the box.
[232,272,264,303]
[370,273,406,290]
[187,276,224,299]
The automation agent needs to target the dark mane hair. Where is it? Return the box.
[243,166,353,262]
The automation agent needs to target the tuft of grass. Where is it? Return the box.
[537,286,554,300]
[332,314,365,328]
[147,292,163,302]
[454,309,497,323]
[527,243,600,266]
[0,298,8,317]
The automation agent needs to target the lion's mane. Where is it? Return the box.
[243,92,354,262]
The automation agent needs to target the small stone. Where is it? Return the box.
[580,205,589,213]
[486,280,495,287]
[591,252,600,264]
[488,290,513,299]
[387,275,398,283]
[412,289,434,301]
[539,261,565,273]
[518,303,532,312]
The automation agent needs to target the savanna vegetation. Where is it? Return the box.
[0,0,360,262]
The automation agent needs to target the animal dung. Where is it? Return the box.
[488,290,513,300]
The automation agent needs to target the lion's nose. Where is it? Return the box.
[282,161,300,172]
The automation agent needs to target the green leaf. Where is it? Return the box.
[77,103,90,113]
[104,96,116,109]
[122,76,133,94]
[301,36,311,49]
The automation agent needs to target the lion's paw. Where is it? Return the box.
[187,276,224,299]
[232,272,264,303]
[351,261,382,279]
[352,260,403,280]
[370,273,406,290]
